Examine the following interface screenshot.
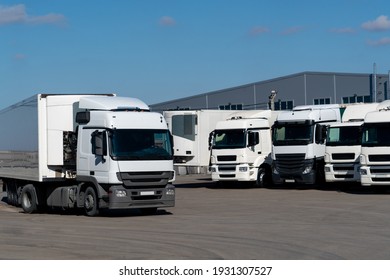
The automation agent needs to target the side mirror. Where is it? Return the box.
[315,125,327,144]
[169,133,174,154]
[92,130,107,157]
[248,131,259,147]
[208,131,215,150]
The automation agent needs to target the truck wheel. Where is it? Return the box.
[256,167,269,188]
[21,185,38,214]
[84,187,99,216]
[5,181,16,206]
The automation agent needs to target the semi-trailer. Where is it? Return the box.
[163,110,240,174]
[0,94,175,216]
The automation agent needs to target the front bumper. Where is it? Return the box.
[272,171,316,185]
[107,184,175,209]
[210,164,257,182]
[360,166,390,186]
[324,163,360,182]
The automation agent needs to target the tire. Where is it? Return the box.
[256,167,270,188]
[5,181,16,206]
[84,187,99,217]
[21,185,38,214]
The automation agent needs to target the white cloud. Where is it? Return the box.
[14,53,27,60]
[0,4,65,26]
[250,26,269,36]
[159,16,176,26]
[281,26,304,35]
[367,37,390,46]
[362,15,390,31]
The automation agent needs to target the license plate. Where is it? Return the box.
[285,179,295,183]
[140,191,155,196]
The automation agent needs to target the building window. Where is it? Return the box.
[314,98,331,105]
[274,100,294,110]
[219,103,243,110]
[342,95,371,104]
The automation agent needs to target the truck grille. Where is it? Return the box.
[370,168,390,174]
[217,155,236,161]
[117,171,173,188]
[274,153,306,173]
[333,166,354,171]
[218,165,236,171]
[369,155,390,162]
[332,153,355,160]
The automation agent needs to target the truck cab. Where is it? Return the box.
[75,96,175,215]
[272,105,341,185]
[324,103,378,183]
[360,106,390,187]
[209,110,277,187]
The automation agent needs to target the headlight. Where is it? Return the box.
[165,188,175,196]
[324,166,331,173]
[302,161,313,175]
[210,155,216,164]
[239,166,248,172]
[115,190,127,197]
[360,168,368,175]
[302,165,313,174]
[210,166,217,173]
[273,166,279,174]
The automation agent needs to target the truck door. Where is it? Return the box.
[247,130,261,162]
[78,128,110,183]
[90,130,110,183]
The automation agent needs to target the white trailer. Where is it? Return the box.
[163,110,239,174]
[360,101,390,187]
[0,94,175,216]
[209,110,279,186]
[272,104,342,185]
[324,103,378,183]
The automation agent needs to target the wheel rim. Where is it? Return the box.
[85,193,94,211]
[23,192,32,209]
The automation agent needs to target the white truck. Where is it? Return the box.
[360,101,390,187]
[209,110,279,186]
[0,94,175,216]
[163,110,239,174]
[272,104,341,185]
[324,103,378,183]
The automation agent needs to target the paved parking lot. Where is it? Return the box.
[1,175,390,259]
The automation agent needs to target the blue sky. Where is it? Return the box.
[1,0,390,108]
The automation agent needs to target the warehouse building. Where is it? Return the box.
[150,71,390,112]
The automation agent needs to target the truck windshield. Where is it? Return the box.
[110,129,173,160]
[212,129,246,149]
[326,126,361,146]
[272,123,313,146]
[361,123,390,147]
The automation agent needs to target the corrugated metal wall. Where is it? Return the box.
[151,72,388,112]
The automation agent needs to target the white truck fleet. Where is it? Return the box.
[271,105,341,185]
[360,101,390,187]
[163,110,239,174]
[324,103,379,183]
[0,94,175,216]
[209,110,279,186]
